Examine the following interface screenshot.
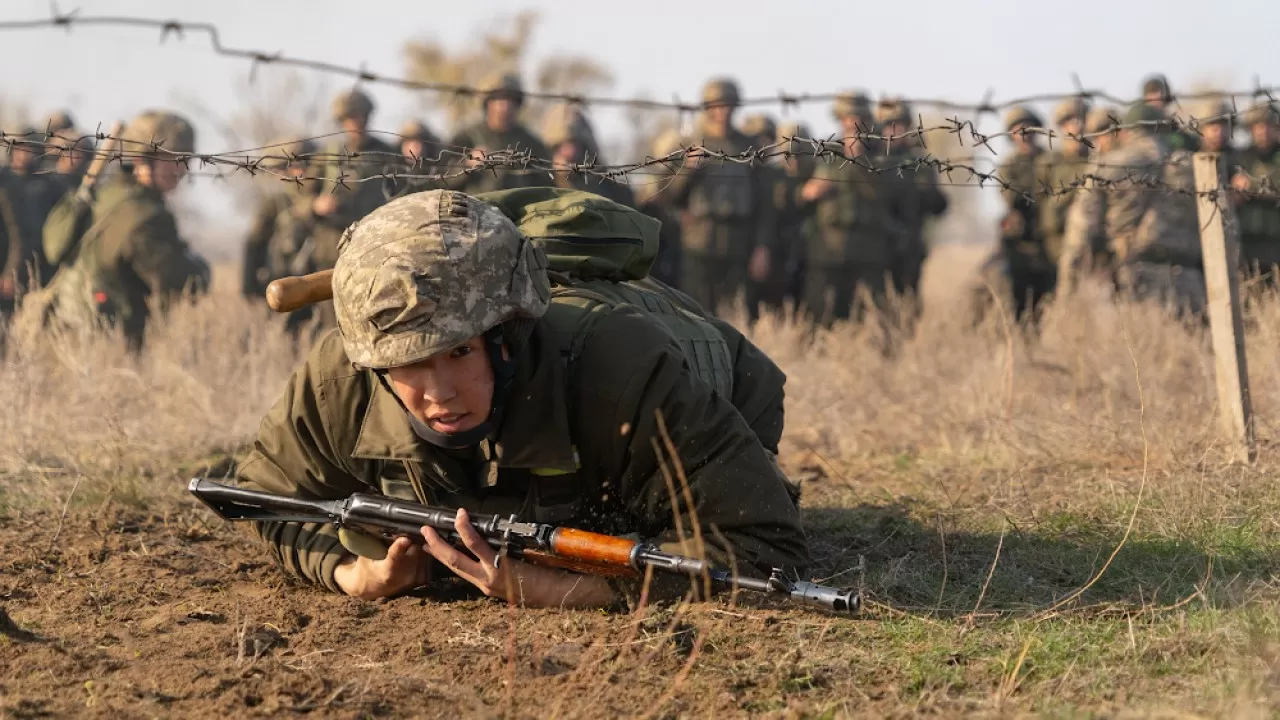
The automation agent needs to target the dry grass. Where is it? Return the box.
[4,247,1280,717]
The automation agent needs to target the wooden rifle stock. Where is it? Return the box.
[265,268,334,313]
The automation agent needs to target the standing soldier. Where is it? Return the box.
[773,121,817,313]
[540,103,634,207]
[797,91,903,327]
[666,77,774,316]
[1035,98,1093,271]
[998,106,1055,321]
[446,73,551,195]
[242,137,318,303]
[1059,104,1204,315]
[42,111,209,349]
[877,98,948,304]
[1085,107,1121,157]
[1140,74,1199,153]
[311,88,398,278]
[740,113,785,319]
[390,119,442,196]
[635,129,685,289]
[1231,100,1280,281]
[0,128,63,308]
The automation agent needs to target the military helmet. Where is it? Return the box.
[1004,106,1044,132]
[1122,102,1168,132]
[832,91,873,121]
[701,78,741,108]
[1052,98,1090,127]
[540,103,597,152]
[478,72,525,107]
[45,111,75,133]
[1193,99,1233,126]
[1141,73,1172,102]
[261,136,318,168]
[333,190,550,370]
[399,120,437,143]
[740,114,777,143]
[121,110,196,155]
[1084,107,1120,135]
[332,88,375,121]
[1243,100,1280,127]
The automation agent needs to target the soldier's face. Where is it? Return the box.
[704,105,733,131]
[1252,122,1277,148]
[1144,93,1166,111]
[7,144,36,172]
[341,116,368,137]
[1202,122,1229,151]
[487,99,516,131]
[148,159,188,193]
[553,140,582,166]
[402,139,425,161]
[386,335,497,436]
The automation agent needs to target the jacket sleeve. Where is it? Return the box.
[1059,173,1106,288]
[124,209,208,299]
[234,334,373,592]
[575,307,811,581]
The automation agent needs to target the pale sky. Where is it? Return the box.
[0,0,1275,256]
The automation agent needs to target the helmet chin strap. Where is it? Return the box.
[404,326,517,450]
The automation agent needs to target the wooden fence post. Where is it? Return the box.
[1193,152,1256,463]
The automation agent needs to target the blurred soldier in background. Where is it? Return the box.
[771,121,816,314]
[446,73,551,195]
[1085,107,1121,157]
[666,77,775,316]
[1140,73,1199,153]
[1231,100,1280,281]
[1,127,63,306]
[635,128,684,289]
[877,98,948,307]
[41,110,209,349]
[310,88,398,280]
[391,119,442,195]
[798,91,903,327]
[241,137,317,303]
[541,103,634,207]
[740,113,786,320]
[1060,104,1205,315]
[1035,98,1092,271]
[1194,99,1234,155]
[998,106,1055,322]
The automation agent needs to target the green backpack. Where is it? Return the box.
[478,187,737,400]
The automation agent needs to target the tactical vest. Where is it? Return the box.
[687,161,753,221]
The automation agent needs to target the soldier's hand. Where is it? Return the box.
[1000,212,1025,237]
[1231,172,1252,193]
[682,146,706,171]
[0,276,14,299]
[749,246,771,282]
[333,536,432,601]
[421,508,615,608]
[312,194,338,217]
[800,177,832,203]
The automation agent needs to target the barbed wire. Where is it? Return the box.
[3,123,1277,205]
[1,9,1278,117]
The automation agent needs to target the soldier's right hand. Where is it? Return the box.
[800,177,832,203]
[312,194,338,217]
[1231,172,1252,193]
[333,536,432,601]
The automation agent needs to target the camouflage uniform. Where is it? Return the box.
[1232,101,1280,278]
[1140,74,1199,153]
[1060,104,1206,314]
[540,103,635,208]
[1035,99,1093,266]
[998,106,1055,321]
[234,189,809,600]
[241,138,319,302]
[739,113,787,319]
[1,128,64,296]
[877,99,948,301]
[41,112,209,348]
[445,74,552,195]
[666,78,776,316]
[771,122,816,310]
[799,92,904,327]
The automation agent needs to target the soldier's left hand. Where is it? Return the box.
[420,508,614,608]
[312,194,338,217]
[749,247,771,282]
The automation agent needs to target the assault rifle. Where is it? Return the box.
[189,478,859,614]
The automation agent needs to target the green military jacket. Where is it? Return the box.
[1034,145,1091,265]
[49,173,206,343]
[1231,143,1280,265]
[237,308,809,596]
[882,146,947,260]
[312,135,397,270]
[241,186,319,297]
[666,127,776,260]
[445,122,553,195]
[999,146,1054,271]
[804,154,904,267]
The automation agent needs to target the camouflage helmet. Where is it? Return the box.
[701,78,741,109]
[832,91,873,122]
[261,136,318,169]
[540,103,597,153]
[332,88,375,121]
[1004,106,1044,132]
[1084,106,1120,135]
[399,120,438,144]
[1052,98,1090,127]
[45,110,75,133]
[333,190,550,370]
[1243,100,1280,127]
[1193,98,1233,126]
[478,72,525,107]
[121,110,196,155]
[740,114,777,143]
